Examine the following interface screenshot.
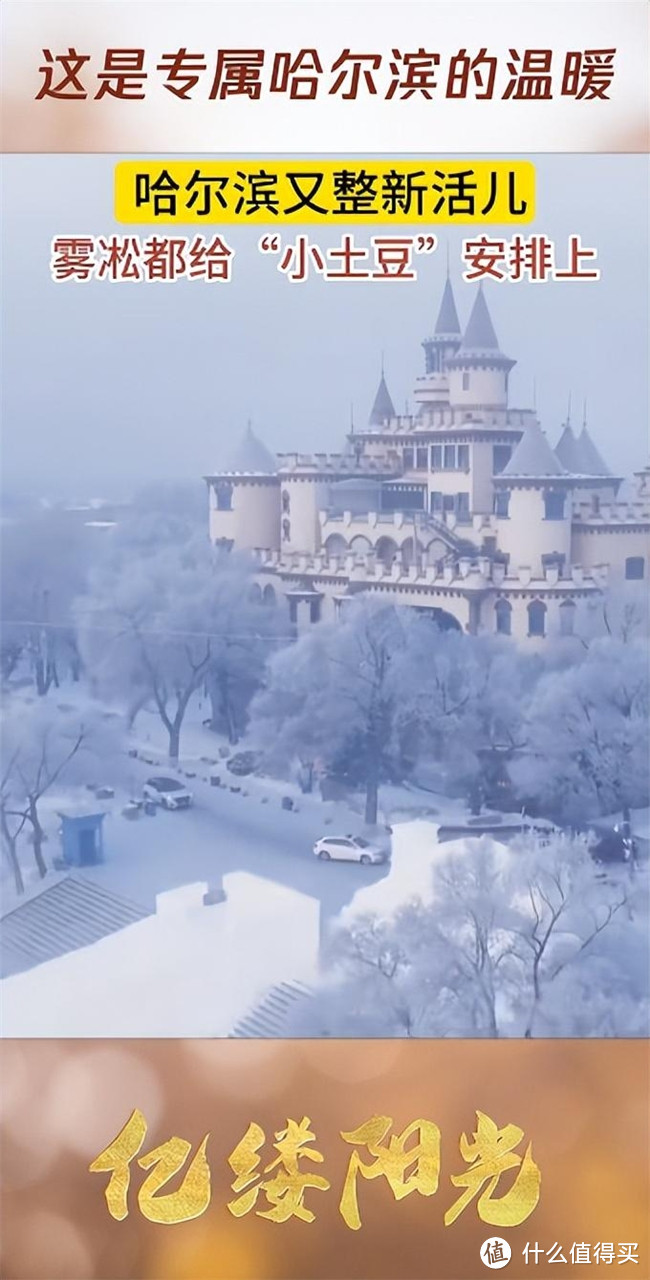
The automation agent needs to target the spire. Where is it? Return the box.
[368,368,396,426]
[576,426,612,477]
[555,424,584,473]
[224,421,276,473]
[460,285,500,352]
[502,421,567,478]
[434,275,461,336]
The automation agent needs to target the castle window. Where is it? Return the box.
[527,600,547,637]
[282,518,291,542]
[559,600,576,636]
[456,493,470,521]
[495,598,512,635]
[262,584,277,607]
[443,444,456,469]
[403,447,414,470]
[493,445,512,475]
[215,482,233,511]
[626,556,645,580]
[591,493,600,515]
[281,490,290,513]
[310,597,321,623]
[416,447,428,470]
[431,445,443,470]
[544,491,566,520]
[457,444,470,470]
[494,490,510,518]
[288,598,298,624]
[462,372,470,391]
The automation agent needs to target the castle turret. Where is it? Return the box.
[368,367,396,427]
[205,422,280,551]
[414,274,462,412]
[555,424,584,473]
[493,421,574,575]
[446,286,515,411]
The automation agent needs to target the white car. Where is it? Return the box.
[142,777,193,810]
[313,835,387,865]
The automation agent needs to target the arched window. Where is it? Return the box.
[324,534,348,558]
[559,599,576,636]
[625,557,645,580]
[248,583,262,604]
[375,536,399,568]
[282,518,291,542]
[528,600,547,637]
[495,598,512,635]
[262,584,277,607]
[281,490,290,514]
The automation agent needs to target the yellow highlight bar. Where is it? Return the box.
[115,160,534,225]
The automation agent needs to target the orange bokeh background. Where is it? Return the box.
[0,1039,648,1280]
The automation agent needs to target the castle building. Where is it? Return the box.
[204,280,649,644]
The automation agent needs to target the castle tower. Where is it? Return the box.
[493,420,574,575]
[205,422,280,551]
[413,273,462,413]
[446,285,515,411]
[368,365,396,427]
[555,423,584,473]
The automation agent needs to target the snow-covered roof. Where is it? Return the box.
[1,873,319,1035]
[0,876,149,978]
[223,423,277,474]
[502,421,568,478]
[368,373,396,426]
[434,276,461,336]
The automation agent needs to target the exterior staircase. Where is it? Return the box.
[229,979,313,1037]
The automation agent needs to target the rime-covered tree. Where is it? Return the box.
[77,532,286,759]
[512,638,649,822]
[286,834,645,1039]
[1,701,114,893]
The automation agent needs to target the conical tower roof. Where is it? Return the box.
[368,372,396,426]
[502,421,568,479]
[460,285,500,352]
[576,427,611,477]
[555,424,584,473]
[434,276,461,336]
[224,422,276,473]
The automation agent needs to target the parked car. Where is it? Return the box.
[142,777,193,810]
[313,835,387,865]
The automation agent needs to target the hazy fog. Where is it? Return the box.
[2,153,647,498]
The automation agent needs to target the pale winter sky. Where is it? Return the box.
[2,154,648,498]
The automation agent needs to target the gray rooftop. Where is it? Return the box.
[577,427,612,477]
[555,424,585,473]
[223,423,277,473]
[502,421,568,478]
[368,373,396,426]
[0,875,150,978]
[460,286,500,351]
[434,276,461,335]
